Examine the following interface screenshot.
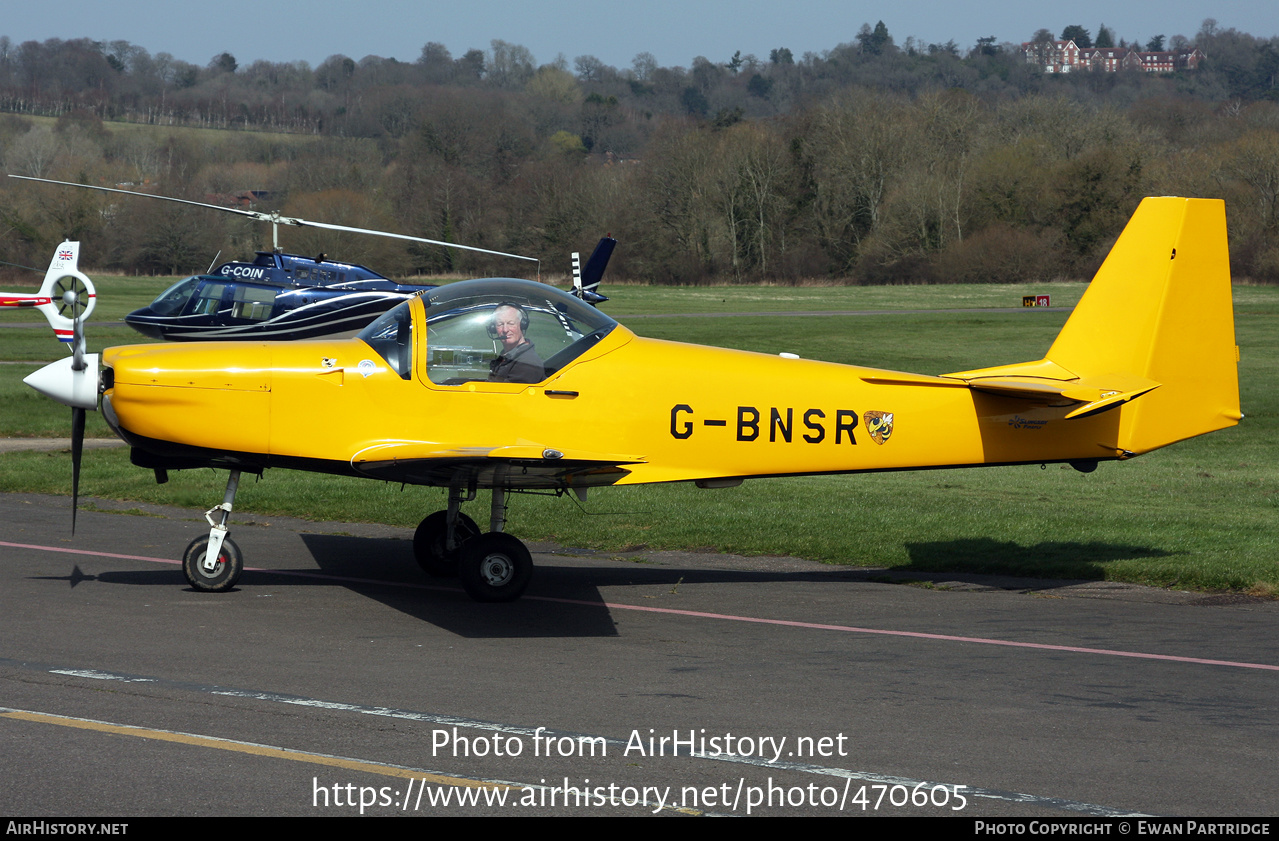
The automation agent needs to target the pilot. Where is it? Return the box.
[488,303,544,383]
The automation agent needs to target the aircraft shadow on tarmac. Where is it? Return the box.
[903,538,1173,583]
[33,564,181,588]
[285,532,871,638]
[29,532,1173,639]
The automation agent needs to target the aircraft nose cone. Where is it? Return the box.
[23,354,101,409]
[124,308,168,340]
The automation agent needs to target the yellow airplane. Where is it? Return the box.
[25,197,1241,602]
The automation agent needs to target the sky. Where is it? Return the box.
[4,0,1275,71]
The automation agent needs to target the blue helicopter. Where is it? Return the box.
[11,176,615,341]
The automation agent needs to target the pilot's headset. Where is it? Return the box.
[486,302,529,339]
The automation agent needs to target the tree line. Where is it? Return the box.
[1,19,1277,284]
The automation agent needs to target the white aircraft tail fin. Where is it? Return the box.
[35,241,96,344]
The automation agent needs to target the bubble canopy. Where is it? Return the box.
[358,278,618,384]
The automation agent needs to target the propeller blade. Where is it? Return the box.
[70,305,87,371]
[71,407,85,535]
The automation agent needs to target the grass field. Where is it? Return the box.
[1,279,1274,593]
[23,113,326,146]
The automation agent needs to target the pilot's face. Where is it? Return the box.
[493,306,524,349]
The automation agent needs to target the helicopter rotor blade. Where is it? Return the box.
[9,175,274,223]
[289,218,538,263]
[9,175,537,263]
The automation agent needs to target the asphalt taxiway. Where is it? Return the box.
[1,492,1275,817]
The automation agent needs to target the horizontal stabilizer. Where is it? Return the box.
[871,360,1161,420]
[953,373,1161,418]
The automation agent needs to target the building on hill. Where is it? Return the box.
[1021,40,1204,73]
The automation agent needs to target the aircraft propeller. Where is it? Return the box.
[68,300,88,534]
[23,273,101,535]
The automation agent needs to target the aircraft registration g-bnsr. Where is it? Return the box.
[25,197,1241,603]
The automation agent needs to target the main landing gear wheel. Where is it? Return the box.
[182,535,243,592]
[458,533,532,603]
[413,511,480,577]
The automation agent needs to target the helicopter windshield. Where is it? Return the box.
[148,276,201,316]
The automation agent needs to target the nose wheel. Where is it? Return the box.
[182,535,243,592]
[182,469,244,592]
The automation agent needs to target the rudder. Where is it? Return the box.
[1046,197,1241,453]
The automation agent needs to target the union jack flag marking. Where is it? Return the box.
[57,250,74,261]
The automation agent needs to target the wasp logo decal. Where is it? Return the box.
[864,411,894,445]
[1008,415,1048,430]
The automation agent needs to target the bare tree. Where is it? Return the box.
[487,40,535,90]
[799,91,911,271]
[5,124,59,177]
[1221,130,1279,230]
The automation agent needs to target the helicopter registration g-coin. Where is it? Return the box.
[25,197,1241,602]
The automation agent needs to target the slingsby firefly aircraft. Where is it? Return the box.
[25,197,1241,602]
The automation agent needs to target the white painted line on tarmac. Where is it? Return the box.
[19,662,1146,817]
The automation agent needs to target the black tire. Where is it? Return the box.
[182,535,243,592]
[457,533,533,603]
[413,511,480,577]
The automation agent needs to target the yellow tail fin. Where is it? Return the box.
[1050,197,1240,452]
[950,197,1241,455]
